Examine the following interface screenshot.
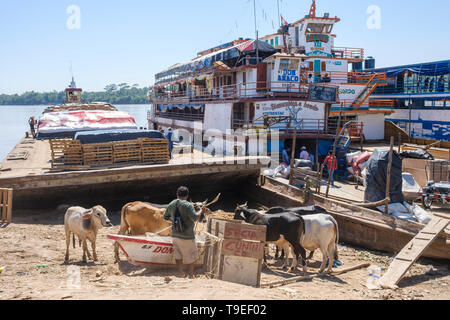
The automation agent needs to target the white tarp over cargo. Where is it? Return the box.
[37,110,137,139]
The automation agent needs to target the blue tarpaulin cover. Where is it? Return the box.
[74,129,165,144]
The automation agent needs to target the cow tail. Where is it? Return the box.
[330,216,340,261]
[120,203,133,235]
[72,234,76,249]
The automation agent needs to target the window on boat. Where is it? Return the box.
[306,23,325,33]
[279,59,299,71]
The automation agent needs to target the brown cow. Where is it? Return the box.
[114,195,220,262]
[114,202,171,262]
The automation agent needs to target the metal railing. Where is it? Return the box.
[331,47,365,60]
[155,111,204,122]
[372,80,450,95]
[150,71,387,105]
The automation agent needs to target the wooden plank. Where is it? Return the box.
[380,216,450,289]
[0,189,5,222]
[261,263,371,288]
[221,239,265,259]
[224,223,266,242]
[6,189,12,223]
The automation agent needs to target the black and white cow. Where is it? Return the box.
[234,204,307,274]
[266,205,328,260]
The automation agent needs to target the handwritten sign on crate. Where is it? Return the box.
[221,239,265,260]
[206,219,266,287]
[224,223,266,242]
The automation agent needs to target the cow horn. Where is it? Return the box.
[204,193,221,208]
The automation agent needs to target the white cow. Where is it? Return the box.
[300,214,339,273]
[64,206,112,263]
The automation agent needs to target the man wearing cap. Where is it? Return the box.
[163,186,207,279]
[299,147,310,160]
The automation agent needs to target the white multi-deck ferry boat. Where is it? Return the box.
[148,0,393,156]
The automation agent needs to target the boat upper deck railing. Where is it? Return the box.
[150,71,386,105]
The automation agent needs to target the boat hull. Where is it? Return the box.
[244,177,450,260]
[108,234,206,267]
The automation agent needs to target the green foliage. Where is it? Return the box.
[0,84,150,105]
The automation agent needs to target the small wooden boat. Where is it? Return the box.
[107,234,206,267]
[244,176,450,260]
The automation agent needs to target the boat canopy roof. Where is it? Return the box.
[155,39,277,84]
[366,60,450,78]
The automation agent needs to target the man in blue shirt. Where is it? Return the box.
[166,128,174,158]
[282,146,291,165]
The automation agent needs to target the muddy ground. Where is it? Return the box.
[0,208,449,301]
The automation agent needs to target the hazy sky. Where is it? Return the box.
[1,0,449,94]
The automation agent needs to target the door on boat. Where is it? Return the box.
[232,103,245,129]
[314,60,322,82]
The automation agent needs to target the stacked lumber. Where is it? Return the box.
[50,138,170,170]
[291,167,321,188]
[44,104,117,113]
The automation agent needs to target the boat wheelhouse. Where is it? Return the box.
[148,0,393,156]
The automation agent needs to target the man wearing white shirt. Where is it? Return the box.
[299,147,309,160]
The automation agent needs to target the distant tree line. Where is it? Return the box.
[0,83,150,105]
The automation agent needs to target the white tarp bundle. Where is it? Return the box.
[37,110,137,139]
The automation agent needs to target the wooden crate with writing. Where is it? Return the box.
[206,218,266,287]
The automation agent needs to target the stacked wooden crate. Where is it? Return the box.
[426,160,449,183]
[50,138,170,169]
[83,143,114,166]
[50,139,84,169]
[113,140,142,164]
[140,138,170,164]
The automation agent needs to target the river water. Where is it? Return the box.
[0,104,151,161]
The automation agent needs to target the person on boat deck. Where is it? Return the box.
[163,186,208,279]
[325,151,338,186]
[28,116,36,138]
[299,147,310,160]
[282,146,291,165]
[166,128,174,158]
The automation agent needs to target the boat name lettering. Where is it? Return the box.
[152,246,174,254]
[306,34,329,43]
[340,89,356,95]
[278,69,299,82]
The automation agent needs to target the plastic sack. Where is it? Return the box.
[390,211,418,222]
[346,151,362,165]
[263,169,275,177]
[412,205,432,224]
[400,149,434,160]
[377,203,409,215]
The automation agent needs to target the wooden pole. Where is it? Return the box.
[385,137,395,215]
[289,127,298,185]
[260,263,371,288]
[326,104,343,198]
[398,132,402,153]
